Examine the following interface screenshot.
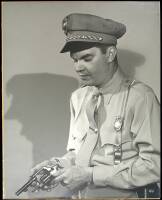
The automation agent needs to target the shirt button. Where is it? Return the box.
[94,128,98,133]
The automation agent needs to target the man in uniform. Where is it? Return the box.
[32,13,160,198]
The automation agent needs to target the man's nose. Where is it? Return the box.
[75,61,85,72]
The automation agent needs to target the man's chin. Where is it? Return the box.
[79,79,96,87]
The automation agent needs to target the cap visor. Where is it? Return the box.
[60,42,73,53]
[60,41,103,53]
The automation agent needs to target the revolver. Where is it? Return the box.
[15,161,62,196]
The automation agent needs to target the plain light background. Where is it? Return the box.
[2,1,160,198]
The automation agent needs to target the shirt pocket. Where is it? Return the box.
[73,108,89,141]
[100,126,136,161]
[71,130,87,154]
[72,123,87,141]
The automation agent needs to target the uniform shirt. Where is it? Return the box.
[65,67,160,192]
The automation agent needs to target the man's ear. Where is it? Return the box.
[106,46,117,63]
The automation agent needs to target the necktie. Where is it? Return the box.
[75,87,101,167]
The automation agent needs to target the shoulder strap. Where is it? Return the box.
[114,79,136,165]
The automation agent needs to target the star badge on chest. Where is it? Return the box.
[114,116,123,132]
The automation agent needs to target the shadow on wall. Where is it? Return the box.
[118,49,145,78]
[4,49,145,198]
[5,73,79,198]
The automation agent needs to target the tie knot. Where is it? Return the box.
[93,94,99,99]
[86,86,102,112]
[91,86,101,98]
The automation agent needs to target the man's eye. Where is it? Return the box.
[73,59,78,63]
[84,56,93,62]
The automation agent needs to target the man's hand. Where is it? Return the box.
[54,166,93,191]
[29,157,74,192]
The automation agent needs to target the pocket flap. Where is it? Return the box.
[100,126,132,147]
[100,126,117,146]
[72,126,87,141]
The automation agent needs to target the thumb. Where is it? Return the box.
[31,160,49,174]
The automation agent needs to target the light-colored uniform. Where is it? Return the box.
[65,68,160,198]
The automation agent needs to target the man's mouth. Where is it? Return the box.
[79,74,90,80]
[79,74,88,76]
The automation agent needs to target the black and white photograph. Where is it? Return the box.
[2,1,160,199]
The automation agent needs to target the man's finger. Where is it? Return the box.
[54,174,65,183]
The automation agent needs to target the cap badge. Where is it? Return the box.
[62,17,68,35]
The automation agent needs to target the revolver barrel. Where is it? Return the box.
[15,177,36,196]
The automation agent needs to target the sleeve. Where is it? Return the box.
[92,89,160,189]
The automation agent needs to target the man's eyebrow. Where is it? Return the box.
[80,54,93,60]
[71,53,93,60]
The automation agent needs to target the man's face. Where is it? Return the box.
[70,47,111,87]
